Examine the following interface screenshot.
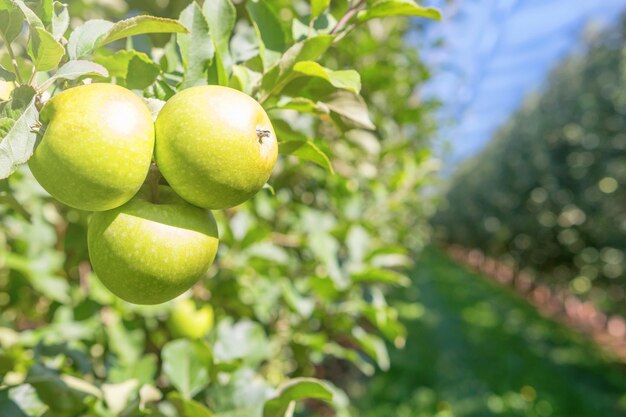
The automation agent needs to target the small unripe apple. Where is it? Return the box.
[155,85,278,209]
[87,185,219,305]
[167,299,214,339]
[29,83,154,211]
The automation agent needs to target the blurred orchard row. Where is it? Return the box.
[435,15,626,317]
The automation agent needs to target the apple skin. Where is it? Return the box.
[167,299,214,339]
[87,185,219,305]
[154,85,278,209]
[29,83,154,211]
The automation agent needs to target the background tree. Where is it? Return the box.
[434,16,626,316]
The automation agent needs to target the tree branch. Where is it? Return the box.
[330,0,365,35]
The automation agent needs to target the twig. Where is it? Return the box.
[308,14,315,38]
[0,186,31,221]
[0,32,24,84]
[27,65,36,86]
[78,261,91,295]
[330,0,365,35]
[333,23,357,44]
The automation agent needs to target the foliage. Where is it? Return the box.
[0,0,440,415]
[434,17,626,316]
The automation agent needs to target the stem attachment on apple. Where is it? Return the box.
[147,164,161,203]
[256,128,271,145]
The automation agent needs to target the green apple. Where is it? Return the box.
[29,83,154,211]
[167,299,214,339]
[87,185,219,305]
[155,85,278,209]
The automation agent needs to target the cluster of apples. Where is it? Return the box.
[29,83,277,304]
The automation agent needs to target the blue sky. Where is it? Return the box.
[417,0,626,164]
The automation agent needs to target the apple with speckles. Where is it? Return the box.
[87,185,219,305]
[155,85,277,209]
[29,83,154,211]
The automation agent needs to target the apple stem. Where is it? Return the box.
[256,128,271,144]
[29,120,43,134]
[148,164,161,203]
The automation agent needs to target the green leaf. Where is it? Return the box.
[108,354,158,385]
[161,339,212,399]
[206,368,272,417]
[0,1,24,44]
[139,384,162,410]
[292,61,361,94]
[0,63,15,81]
[275,34,334,71]
[351,268,410,286]
[161,35,181,73]
[1,385,47,417]
[97,15,189,46]
[263,378,333,417]
[39,60,108,91]
[229,64,261,95]
[30,273,71,303]
[230,19,260,64]
[68,16,188,59]
[362,301,406,343]
[292,13,336,42]
[126,52,160,89]
[203,0,236,85]
[202,0,236,51]
[0,118,14,137]
[274,97,329,113]
[51,1,69,40]
[0,85,34,122]
[257,35,334,102]
[27,364,92,415]
[213,319,268,366]
[12,0,44,29]
[67,19,114,59]
[281,281,315,318]
[325,342,375,375]
[177,2,214,88]
[94,49,159,89]
[271,118,307,142]
[29,26,65,71]
[267,61,361,101]
[246,0,285,69]
[102,380,139,415]
[207,50,225,86]
[352,327,390,370]
[4,242,70,301]
[93,49,139,78]
[104,312,145,364]
[169,392,214,417]
[37,0,54,27]
[357,0,442,22]
[0,55,31,82]
[311,0,331,20]
[153,79,176,100]
[279,140,334,173]
[323,90,375,130]
[0,94,38,179]
[12,1,64,71]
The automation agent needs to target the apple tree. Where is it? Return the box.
[0,0,441,415]
[433,16,626,317]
